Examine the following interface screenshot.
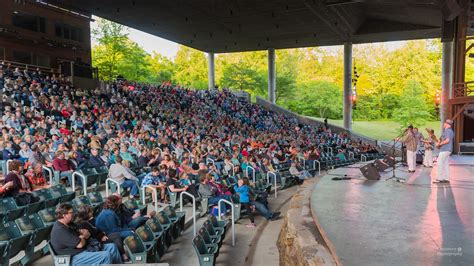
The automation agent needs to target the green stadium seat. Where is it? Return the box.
[162,206,185,233]
[202,220,222,246]
[135,226,161,262]
[49,184,75,203]
[32,189,60,208]
[0,221,33,266]
[192,235,217,266]
[208,215,227,238]
[156,211,179,239]
[0,197,26,222]
[38,206,57,226]
[124,199,147,216]
[15,214,53,264]
[48,241,71,266]
[123,233,148,264]
[198,227,220,250]
[145,217,172,248]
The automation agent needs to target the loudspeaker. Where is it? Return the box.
[360,163,380,180]
[441,19,455,42]
[383,155,395,167]
[373,159,390,171]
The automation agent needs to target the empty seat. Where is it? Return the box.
[15,213,53,264]
[124,200,147,216]
[135,226,161,262]
[123,233,148,264]
[32,189,60,208]
[0,197,26,222]
[163,206,185,233]
[49,184,75,202]
[0,221,33,266]
[38,206,57,226]
[145,218,172,248]
[192,235,217,266]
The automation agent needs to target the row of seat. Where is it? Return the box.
[192,216,229,266]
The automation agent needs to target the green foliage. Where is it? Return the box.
[393,80,432,129]
[92,18,474,124]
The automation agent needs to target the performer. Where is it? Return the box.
[396,125,417,173]
[434,119,454,183]
[421,128,436,168]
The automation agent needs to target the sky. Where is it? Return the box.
[90,16,406,59]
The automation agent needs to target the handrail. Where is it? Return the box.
[327,147,333,155]
[141,185,159,212]
[5,159,13,173]
[361,154,367,162]
[179,191,196,237]
[348,151,354,160]
[266,171,278,198]
[246,165,256,183]
[225,162,235,177]
[298,156,306,168]
[313,160,321,176]
[105,178,121,197]
[206,158,215,165]
[42,166,54,185]
[72,171,87,195]
[218,199,235,246]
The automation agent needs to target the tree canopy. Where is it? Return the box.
[92,18,474,124]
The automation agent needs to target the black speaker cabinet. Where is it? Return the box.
[360,163,381,180]
[374,159,390,171]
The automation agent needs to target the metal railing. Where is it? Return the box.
[348,151,355,160]
[313,160,321,176]
[141,185,159,212]
[105,178,121,197]
[327,147,333,155]
[267,172,278,198]
[246,166,256,182]
[361,154,367,162]
[5,159,13,174]
[180,192,196,237]
[218,199,235,246]
[225,162,235,177]
[71,171,87,195]
[206,158,215,165]
[42,166,54,185]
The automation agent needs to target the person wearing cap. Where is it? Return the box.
[396,125,417,173]
[434,119,454,183]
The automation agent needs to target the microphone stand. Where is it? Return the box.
[386,131,407,183]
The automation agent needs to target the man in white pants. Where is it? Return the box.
[397,125,417,173]
[434,119,454,183]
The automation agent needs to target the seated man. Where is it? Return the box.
[141,166,167,203]
[50,203,122,265]
[108,156,139,199]
[84,148,106,168]
[198,175,231,215]
[289,161,312,180]
[52,150,78,186]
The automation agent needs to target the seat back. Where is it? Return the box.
[157,211,171,225]
[0,222,32,264]
[136,226,155,243]
[192,235,210,255]
[87,191,104,205]
[145,218,163,234]
[48,241,71,266]
[203,220,217,235]
[124,234,147,263]
[38,207,57,225]
[198,227,213,245]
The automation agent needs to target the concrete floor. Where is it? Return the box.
[311,156,474,266]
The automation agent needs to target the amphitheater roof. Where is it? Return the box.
[49,0,443,52]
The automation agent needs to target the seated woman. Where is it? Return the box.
[95,195,134,239]
[3,160,39,205]
[76,205,129,262]
[24,163,49,189]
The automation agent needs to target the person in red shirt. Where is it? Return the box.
[52,150,78,187]
[59,124,71,136]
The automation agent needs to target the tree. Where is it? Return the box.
[393,80,432,128]
[92,19,129,81]
[146,52,176,84]
[173,46,208,89]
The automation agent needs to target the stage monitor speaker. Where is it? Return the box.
[441,19,455,42]
[373,159,390,171]
[360,163,380,180]
[383,155,395,167]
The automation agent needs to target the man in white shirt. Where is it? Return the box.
[108,156,139,199]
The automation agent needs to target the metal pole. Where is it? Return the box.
[218,199,235,246]
[268,48,276,103]
[180,192,196,237]
[208,52,215,90]
[440,41,453,132]
[343,42,353,130]
[267,172,278,198]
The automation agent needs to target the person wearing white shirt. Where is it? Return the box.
[108,156,139,199]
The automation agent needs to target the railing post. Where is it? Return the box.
[314,160,321,176]
[179,192,196,237]
[206,158,215,165]
[266,172,278,198]
[349,151,354,160]
[361,154,367,162]
[142,185,159,212]
[72,172,86,195]
[218,199,235,246]
[246,166,256,182]
[42,166,53,185]
[225,162,235,177]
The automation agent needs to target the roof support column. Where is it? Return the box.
[208,52,215,90]
[268,48,276,104]
[440,41,453,131]
[343,42,353,131]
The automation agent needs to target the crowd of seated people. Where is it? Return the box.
[0,62,380,229]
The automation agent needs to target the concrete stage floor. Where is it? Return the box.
[311,155,474,266]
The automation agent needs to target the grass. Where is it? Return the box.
[312,118,441,141]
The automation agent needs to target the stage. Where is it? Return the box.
[310,155,474,266]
